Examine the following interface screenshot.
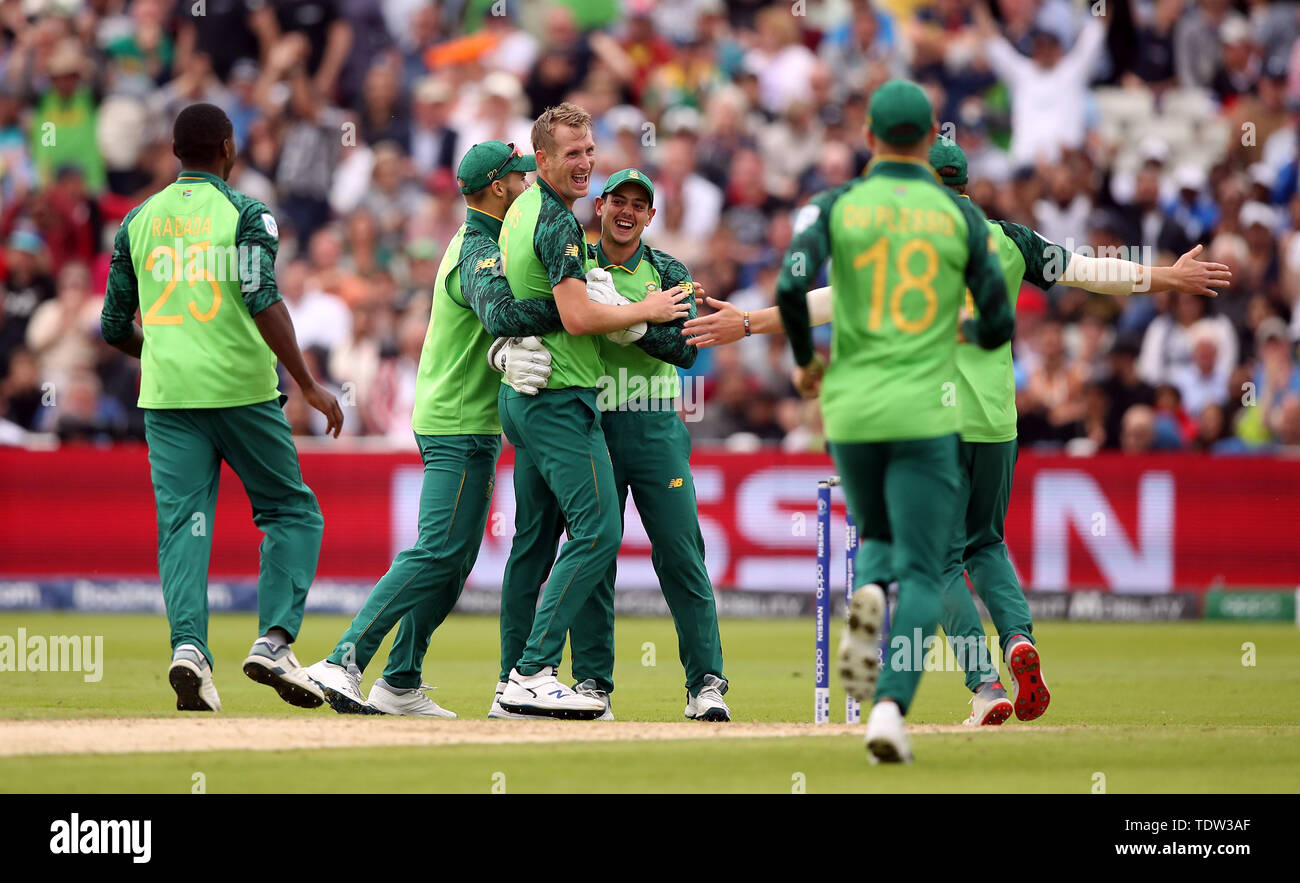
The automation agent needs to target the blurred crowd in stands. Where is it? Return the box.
[0,0,1298,454]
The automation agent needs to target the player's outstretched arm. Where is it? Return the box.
[683,288,832,348]
[1062,244,1231,297]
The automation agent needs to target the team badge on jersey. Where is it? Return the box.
[262,213,279,238]
[182,189,193,198]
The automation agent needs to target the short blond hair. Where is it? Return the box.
[531,103,593,156]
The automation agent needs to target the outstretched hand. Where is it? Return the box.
[1165,244,1232,297]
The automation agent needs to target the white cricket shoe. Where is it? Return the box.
[488,681,544,719]
[684,674,731,721]
[497,667,605,720]
[169,644,221,712]
[864,700,913,764]
[367,678,457,718]
[573,679,615,721]
[838,583,886,703]
[306,659,379,715]
[242,638,324,709]
[961,681,1013,727]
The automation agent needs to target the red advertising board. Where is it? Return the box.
[1,445,1296,592]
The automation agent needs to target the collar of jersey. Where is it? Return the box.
[864,155,942,184]
[594,238,644,273]
[535,174,569,207]
[466,207,503,239]
[175,170,223,186]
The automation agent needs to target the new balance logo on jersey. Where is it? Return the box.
[565,244,580,257]
[668,477,684,488]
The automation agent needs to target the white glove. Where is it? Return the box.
[487,336,552,395]
[585,267,646,345]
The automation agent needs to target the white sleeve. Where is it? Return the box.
[807,286,832,326]
[1061,252,1141,296]
[1060,17,1107,81]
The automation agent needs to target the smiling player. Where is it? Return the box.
[559,168,730,721]
[492,105,691,719]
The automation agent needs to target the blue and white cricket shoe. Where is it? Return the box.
[488,681,545,719]
[305,658,380,715]
[684,674,731,722]
[497,666,605,720]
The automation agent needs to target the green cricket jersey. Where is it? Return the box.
[776,156,1013,443]
[411,207,564,435]
[955,216,1066,442]
[589,239,698,408]
[499,177,599,389]
[100,171,283,409]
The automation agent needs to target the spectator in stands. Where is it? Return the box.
[1235,317,1300,445]
[1131,0,1182,87]
[1093,334,1156,450]
[1120,403,1158,453]
[24,261,98,390]
[0,230,55,376]
[28,38,105,193]
[1139,291,1238,388]
[1174,0,1243,90]
[1019,319,1088,445]
[973,1,1108,168]
[1171,318,1232,418]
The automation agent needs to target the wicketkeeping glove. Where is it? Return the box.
[585,267,646,345]
[487,336,553,395]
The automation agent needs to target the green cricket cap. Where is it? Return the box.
[456,140,536,194]
[867,79,934,146]
[601,167,654,205]
[929,138,968,186]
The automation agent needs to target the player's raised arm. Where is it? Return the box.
[951,195,1013,349]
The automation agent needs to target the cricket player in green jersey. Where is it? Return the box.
[489,167,731,721]
[923,140,1230,726]
[305,140,571,717]
[493,104,692,719]
[695,140,1228,735]
[776,80,1013,763]
[99,103,343,712]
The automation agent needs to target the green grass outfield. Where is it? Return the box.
[1,612,1298,793]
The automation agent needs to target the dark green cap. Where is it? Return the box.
[456,140,536,194]
[929,137,968,186]
[601,167,654,205]
[867,79,934,146]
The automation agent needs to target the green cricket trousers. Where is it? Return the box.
[143,400,323,667]
[938,438,1035,691]
[497,385,622,679]
[831,434,960,714]
[328,433,500,688]
[568,404,726,695]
